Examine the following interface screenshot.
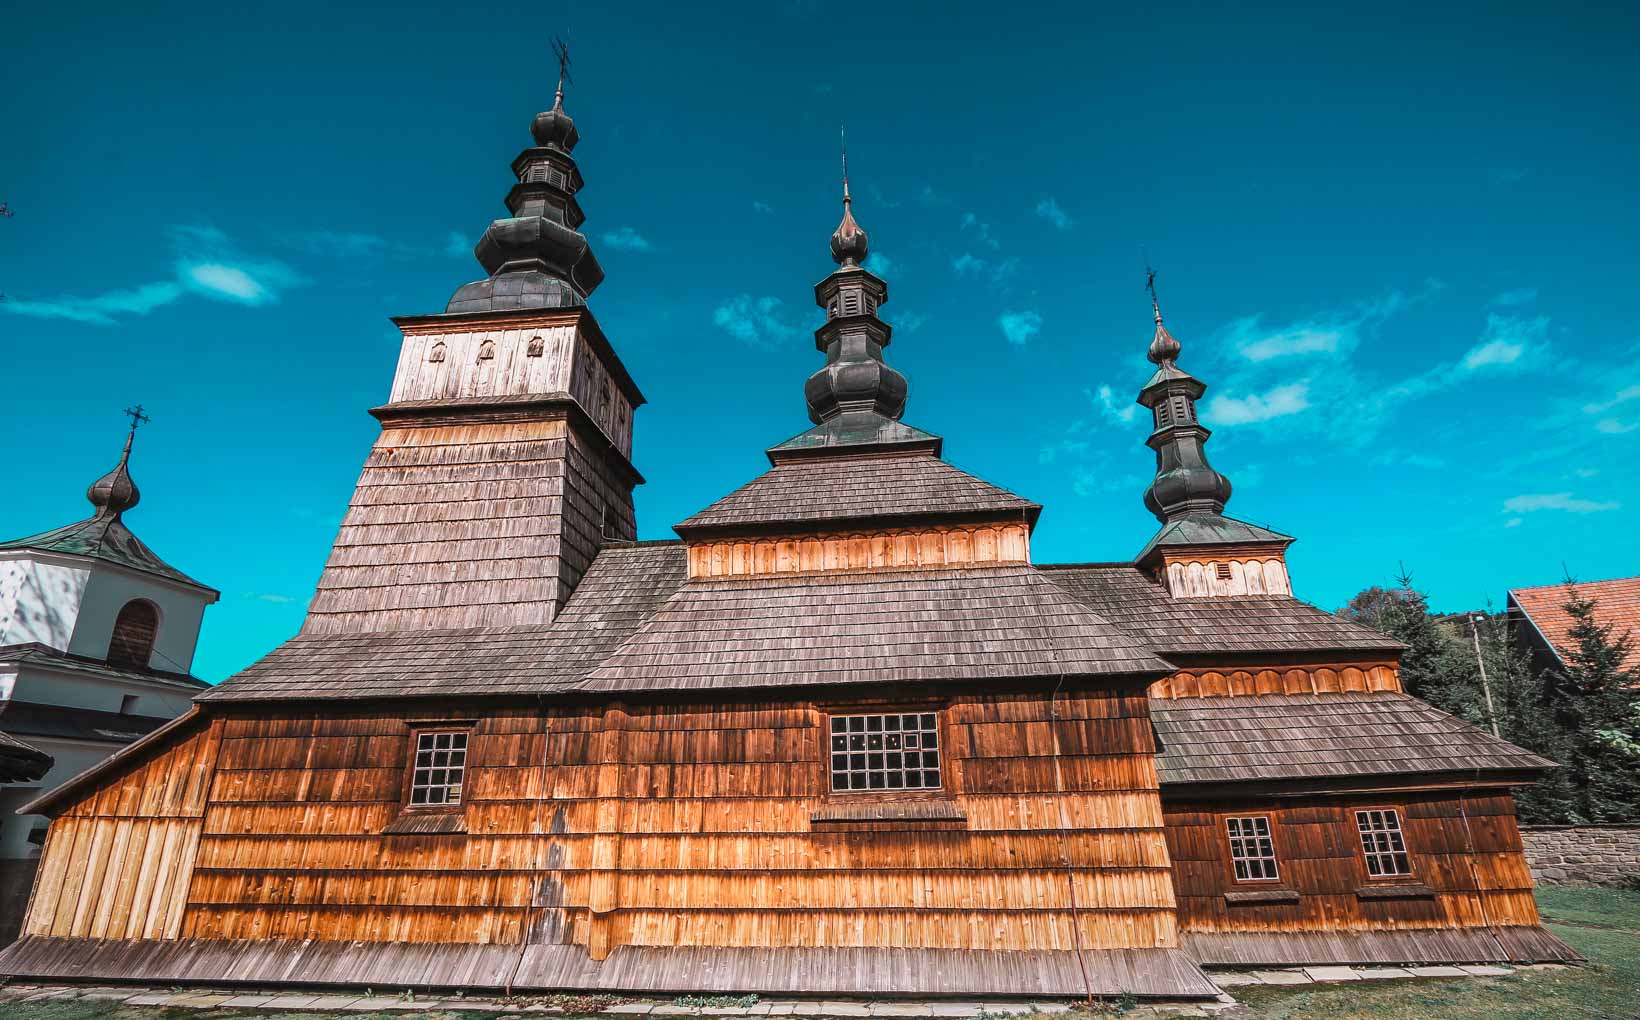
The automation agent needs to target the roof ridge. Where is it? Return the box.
[1511,574,1640,595]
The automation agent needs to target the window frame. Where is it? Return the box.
[399,723,476,815]
[1220,813,1282,884]
[106,598,162,670]
[1353,805,1415,880]
[823,706,949,799]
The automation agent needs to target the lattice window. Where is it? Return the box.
[1225,816,1279,881]
[1356,808,1412,876]
[107,599,159,669]
[408,731,469,806]
[829,713,941,792]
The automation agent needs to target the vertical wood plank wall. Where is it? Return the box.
[1164,792,1541,935]
[26,687,1179,956]
[23,718,222,940]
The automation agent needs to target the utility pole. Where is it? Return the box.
[1470,613,1501,737]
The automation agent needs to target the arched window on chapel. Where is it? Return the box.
[107,599,160,669]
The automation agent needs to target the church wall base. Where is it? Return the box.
[0,938,1220,999]
[1182,925,1580,968]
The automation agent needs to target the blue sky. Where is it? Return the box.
[3,2,1637,683]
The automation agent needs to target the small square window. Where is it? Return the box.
[829,712,941,793]
[1225,816,1279,881]
[408,730,469,807]
[1355,809,1412,877]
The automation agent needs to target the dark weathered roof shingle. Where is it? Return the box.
[200,542,687,702]
[675,452,1039,535]
[1152,691,1555,785]
[1040,564,1403,656]
[580,565,1172,694]
[0,517,214,593]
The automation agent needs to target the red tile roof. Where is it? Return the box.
[1509,575,1640,671]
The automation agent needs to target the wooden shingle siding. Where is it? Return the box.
[1153,663,1401,699]
[1165,792,1543,938]
[686,522,1031,579]
[305,415,636,634]
[26,688,1179,962]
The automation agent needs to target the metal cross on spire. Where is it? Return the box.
[1145,262,1164,323]
[551,35,573,100]
[123,404,151,431]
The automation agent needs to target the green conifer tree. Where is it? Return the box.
[1548,582,1640,822]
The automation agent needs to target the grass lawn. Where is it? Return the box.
[0,888,1636,1020]
[1231,884,1640,1020]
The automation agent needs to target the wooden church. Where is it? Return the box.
[0,76,1576,1000]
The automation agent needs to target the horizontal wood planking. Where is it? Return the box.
[1164,791,1541,936]
[1151,662,1401,699]
[25,690,1179,958]
[686,523,1031,580]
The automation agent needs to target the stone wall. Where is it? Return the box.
[1520,825,1640,886]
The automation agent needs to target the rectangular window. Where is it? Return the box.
[1225,816,1279,881]
[829,712,941,793]
[1356,808,1412,876]
[408,730,469,807]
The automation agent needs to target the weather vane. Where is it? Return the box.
[1144,256,1163,322]
[0,202,14,218]
[551,35,573,99]
[123,404,151,431]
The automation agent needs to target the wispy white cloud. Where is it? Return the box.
[1223,281,1444,364]
[244,592,296,604]
[4,226,303,325]
[1094,384,1140,424]
[894,310,928,333]
[1489,167,1529,185]
[1502,492,1620,514]
[916,185,951,207]
[713,295,799,349]
[751,200,775,215]
[864,252,897,278]
[1034,197,1074,231]
[444,231,470,257]
[601,226,653,252]
[998,310,1043,346]
[1206,381,1312,426]
[1490,287,1538,307]
[952,253,986,274]
[1460,313,1546,370]
[865,183,900,210]
[960,213,1001,250]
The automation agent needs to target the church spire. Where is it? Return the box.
[445,37,605,314]
[1136,269,1233,522]
[800,139,907,427]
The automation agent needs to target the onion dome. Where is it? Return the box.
[445,74,603,313]
[1135,276,1234,522]
[531,89,579,152]
[830,187,869,266]
[87,432,140,519]
[1147,295,1182,365]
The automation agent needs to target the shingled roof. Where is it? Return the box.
[674,451,1040,536]
[580,565,1171,694]
[200,541,686,702]
[0,516,214,593]
[1039,564,1402,657]
[0,729,51,784]
[1151,691,1555,786]
[1509,575,1640,673]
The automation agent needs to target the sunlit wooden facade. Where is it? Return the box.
[0,86,1576,997]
